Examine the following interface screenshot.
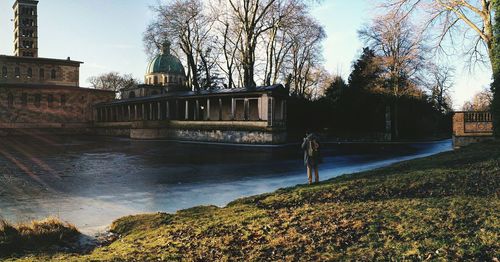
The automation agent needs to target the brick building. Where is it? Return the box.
[0,0,114,136]
[1,0,287,143]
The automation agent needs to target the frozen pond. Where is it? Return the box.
[0,136,452,233]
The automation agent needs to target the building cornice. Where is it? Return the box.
[0,55,83,66]
[12,0,39,9]
[0,83,115,93]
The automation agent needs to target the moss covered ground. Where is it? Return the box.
[5,141,500,261]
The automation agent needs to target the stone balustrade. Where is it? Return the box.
[452,111,494,148]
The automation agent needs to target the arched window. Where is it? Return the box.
[47,94,54,107]
[27,67,32,78]
[15,67,20,78]
[50,69,56,80]
[1,66,7,78]
[39,68,44,80]
[34,94,41,107]
[21,93,27,106]
[60,94,66,106]
[7,93,14,108]
[153,76,158,85]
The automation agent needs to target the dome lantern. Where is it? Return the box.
[145,40,187,90]
[160,40,171,55]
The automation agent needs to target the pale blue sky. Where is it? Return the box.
[0,0,491,108]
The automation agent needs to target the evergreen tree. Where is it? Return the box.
[324,75,347,102]
[348,47,381,90]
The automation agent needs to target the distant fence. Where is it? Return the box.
[463,112,493,134]
[464,111,492,122]
[453,111,493,148]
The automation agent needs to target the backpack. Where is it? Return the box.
[307,139,319,157]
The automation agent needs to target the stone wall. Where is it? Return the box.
[167,129,286,144]
[93,120,287,144]
[452,112,494,148]
[0,127,93,137]
[0,85,114,135]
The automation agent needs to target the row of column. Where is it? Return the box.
[94,97,278,123]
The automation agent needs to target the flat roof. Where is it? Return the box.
[100,84,288,106]
[0,83,115,93]
[0,55,83,65]
[13,0,39,9]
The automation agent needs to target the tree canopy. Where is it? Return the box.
[88,72,139,94]
[143,0,326,97]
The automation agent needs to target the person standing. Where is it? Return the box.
[301,132,321,184]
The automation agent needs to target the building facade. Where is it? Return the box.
[98,41,288,144]
[95,85,288,144]
[0,55,81,87]
[0,0,115,136]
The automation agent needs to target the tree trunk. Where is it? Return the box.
[187,54,199,91]
[243,53,256,88]
[491,1,500,137]
[393,99,399,140]
[200,53,211,88]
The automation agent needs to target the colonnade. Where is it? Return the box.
[95,96,286,124]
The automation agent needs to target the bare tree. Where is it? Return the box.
[197,46,223,88]
[462,87,493,111]
[359,14,427,138]
[88,72,139,99]
[360,14,426,96]
[428,64,454,113]
[262,0,304,86]
[227,0,278,88]
[145,0,214,91]
[88,72,139,92]
[384,0,493,67]
[287,15,325,97]
[211,4,243,89]
[385,0,500,137]
[213,0,315,89]
[144,0,326,94]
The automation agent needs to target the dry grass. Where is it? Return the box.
[0,217,79,257]
[6,141,500,261]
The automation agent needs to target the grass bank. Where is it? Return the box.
[0,217,79,258]
[5,141,500,261]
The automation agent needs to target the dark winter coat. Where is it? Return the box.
[301,133,322,167]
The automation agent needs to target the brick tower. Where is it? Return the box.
[13,0,39,57]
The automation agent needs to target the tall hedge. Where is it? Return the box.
[492,0,500,137]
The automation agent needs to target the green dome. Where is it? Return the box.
[146,42,185,75]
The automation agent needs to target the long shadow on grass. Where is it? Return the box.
[230,141,500,210]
